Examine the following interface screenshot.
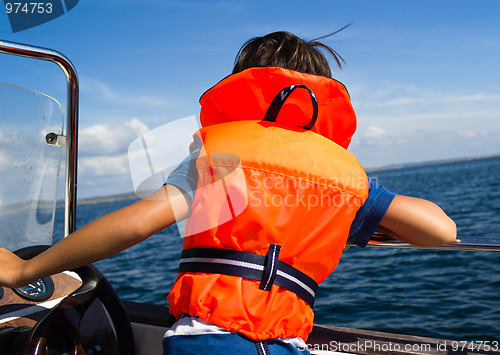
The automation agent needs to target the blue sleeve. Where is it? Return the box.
[164,148,200,205]
[347,178,396,248]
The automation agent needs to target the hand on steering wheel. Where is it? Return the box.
[14,245,135,355]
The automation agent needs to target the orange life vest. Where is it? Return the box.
[167,68,368,341]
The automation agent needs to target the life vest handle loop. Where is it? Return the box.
[262,84,319,130]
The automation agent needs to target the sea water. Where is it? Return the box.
[53,156,500,342]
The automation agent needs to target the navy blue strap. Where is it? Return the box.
[179,247,318,307]
[259,244,281,291]
[263,84,319,130]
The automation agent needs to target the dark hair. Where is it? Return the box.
[232,27,349,78]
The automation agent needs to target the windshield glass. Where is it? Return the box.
[0,82,63,250]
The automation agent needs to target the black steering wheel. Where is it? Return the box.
[12,245,135,355]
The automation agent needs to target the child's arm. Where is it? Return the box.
[377,195,457,247]
[0,185,189,288]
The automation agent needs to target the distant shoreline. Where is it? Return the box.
[365,152,500,173]
[76,193,139,206]
[56,193,139,208]
[74,153,500,206]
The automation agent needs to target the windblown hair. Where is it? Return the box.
[232,27,349,78]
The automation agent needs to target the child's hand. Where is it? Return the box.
[0,247,27,288]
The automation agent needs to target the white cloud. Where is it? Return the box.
[77,118,151,196]
[458,129,490,138]
[363,126,387,139]
[76,116,199,198]
[0,151,8,167]
[459,130,477,138]
[79,153,130,177]
[358,125,391,146]
[0,128,14,170]
[79,118,150,156]
[125,118,150,135]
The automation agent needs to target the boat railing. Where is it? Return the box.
[368,234,500,252]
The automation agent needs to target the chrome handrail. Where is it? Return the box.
[367,235,500,252]
[0,39,78,237]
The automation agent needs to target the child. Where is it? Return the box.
[0,31,457,355]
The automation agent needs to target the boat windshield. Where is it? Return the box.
[0,82,63,251]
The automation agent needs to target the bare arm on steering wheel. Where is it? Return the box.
[0,185,189,288]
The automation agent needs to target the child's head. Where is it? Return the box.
[232,30,346,78]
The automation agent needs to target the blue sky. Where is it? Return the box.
[1,0,500,198]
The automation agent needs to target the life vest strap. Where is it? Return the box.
[179,246,318,308]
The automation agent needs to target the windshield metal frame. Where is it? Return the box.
[0,39,78,237]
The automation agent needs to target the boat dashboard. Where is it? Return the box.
[0,271,81,329]
[0,267,127,354]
